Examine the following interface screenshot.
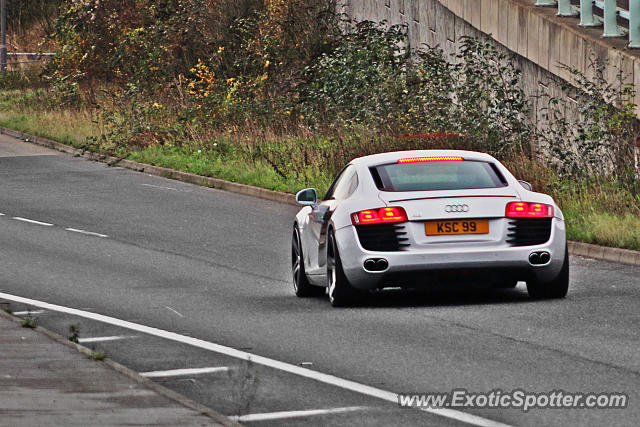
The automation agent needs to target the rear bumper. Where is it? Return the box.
[335,219,566,290]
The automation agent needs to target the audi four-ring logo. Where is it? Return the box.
[445,204,469,213]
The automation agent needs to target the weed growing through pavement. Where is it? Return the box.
[89,351,106,361]
[68,323,80,343]
[21,317,38,328]
[0,303,12,314]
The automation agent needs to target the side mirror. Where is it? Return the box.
[518,180,533,191]
[296,188,317,206]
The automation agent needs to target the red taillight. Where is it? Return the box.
[379,207,406,222]
[356,210,380,224]
[397,156,463,164]
[351,207,408,225]
[505,202,554,218]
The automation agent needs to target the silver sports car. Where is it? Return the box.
[292,150,568,306]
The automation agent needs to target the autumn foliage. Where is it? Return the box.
[49,0,337,91]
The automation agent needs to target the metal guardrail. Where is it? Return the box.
[0,1,56,72]
[2,52,55,72]
[7,52,55,58]
[535,0,640,48]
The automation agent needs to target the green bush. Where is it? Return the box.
[300,21,409,128]
[300,23,530,156]
[0,70,44,90]
[538,58,639,183]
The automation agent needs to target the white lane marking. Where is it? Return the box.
[65,228,108,238]
[12,310,45,316]
[78,335,137,343]
[140,367,230,378]
[165,306,184,317]
[141,183,181,192]
[12,217,53,227]
[230,406,369,422]
[0,213,5,216]
[0,292,511,427]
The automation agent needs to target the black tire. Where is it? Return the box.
[292,226,324,297]
[326,230,361,307]
[526,244,569,299]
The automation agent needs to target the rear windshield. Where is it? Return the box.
[371,160,507,192]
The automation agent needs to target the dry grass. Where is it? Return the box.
[564,208,640,250]
[0,90,101,147]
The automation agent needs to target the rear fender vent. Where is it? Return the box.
[356,224,409,252]
[506,218,552,246]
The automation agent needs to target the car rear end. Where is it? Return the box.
[335,152,566,290]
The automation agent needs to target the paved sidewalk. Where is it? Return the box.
[0,313,225,426]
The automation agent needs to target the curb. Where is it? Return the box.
[567,241,640,266]
[0,126,296,206]
[0,308,239,427]
[2,126,639,266]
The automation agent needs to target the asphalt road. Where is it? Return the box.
[0,134,638,426]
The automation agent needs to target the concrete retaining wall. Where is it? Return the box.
[341,0,640,122]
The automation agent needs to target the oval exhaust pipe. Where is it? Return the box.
[529,252,540,265]
[539,252,551,264]
[376,259,389,271]
[364,259,377,271]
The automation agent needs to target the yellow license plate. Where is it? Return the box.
[425,219,489,236]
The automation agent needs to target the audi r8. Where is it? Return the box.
[291,150,568,306]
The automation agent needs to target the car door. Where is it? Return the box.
[305,165,358,277]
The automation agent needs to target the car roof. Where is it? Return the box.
[350,150,497,167]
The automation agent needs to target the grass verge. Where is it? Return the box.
[127,145,326,194]
[0,89,101,146]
